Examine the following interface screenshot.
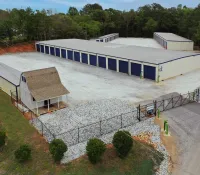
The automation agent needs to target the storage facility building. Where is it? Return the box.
[36,39,200,81]
[96,33,119,42]
[154,32,194,51]
[0,63,21,100]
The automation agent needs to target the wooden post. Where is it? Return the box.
[36,102,39,115]
[57,97,60,109]
[48,99,49,112]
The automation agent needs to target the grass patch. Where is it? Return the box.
[0,90,164,175]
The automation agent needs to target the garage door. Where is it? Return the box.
[55,48,60,57]
[50,47,55,55]
[108,58,117,71]
[36,44,40,52]
[40,45,44,53]
[74,51,80,62]
[119,60,128,74]
[90,55,97,66]
[45,46,49,54]
[100,39,103,42]
[67,50,73,60]
[144,65,156,80]
[131,63,141,76]
[98,56,106,68]
[82,53,88,64]
[61,49,66,58]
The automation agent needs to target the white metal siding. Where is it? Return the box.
[167,42,194,51]
[159,55,200,80]
[0,77,17,96]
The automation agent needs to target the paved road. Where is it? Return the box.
[163,103,200,175]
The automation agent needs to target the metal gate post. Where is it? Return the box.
[121,114,123,128]
[138,105,141,121]
[100,120,102,135]
[154,100,157,116]
[163,99,165,111]
[78,127,80,143]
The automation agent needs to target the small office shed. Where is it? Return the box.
[36,39,200,81]
[154,32,194,51]
[0,63,21,100]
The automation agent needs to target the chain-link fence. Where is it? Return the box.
[10,89,200,146]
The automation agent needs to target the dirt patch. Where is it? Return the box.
[154,117,178,173]
[0,42,35,55]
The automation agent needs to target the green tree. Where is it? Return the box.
[68,7,79,16]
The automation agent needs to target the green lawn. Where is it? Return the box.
[0,90,164,175]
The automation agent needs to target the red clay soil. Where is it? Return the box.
[0,42,36,55]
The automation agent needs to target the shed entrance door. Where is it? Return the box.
[44,100,51,108]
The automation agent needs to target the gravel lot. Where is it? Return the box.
[163,103,200,175]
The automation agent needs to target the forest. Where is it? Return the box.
[0,3,200,46]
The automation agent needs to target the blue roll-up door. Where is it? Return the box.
[82,53,88,64]
[41,45,44,53]
[108,58,117,71]
[119,60,128,74]
[144,65,156,80]
[98,56,106,68]
[100,39,103,42]
[61,49,66,58]
[131,63,141,76]
[36,44,40,52]
[45,46,49,54]
[74,51,80,62]
[50,47,55,55]
[67,50,73,60]
[89,55,97,66]
[56,48,60,57]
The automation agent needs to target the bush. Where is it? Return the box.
[86,138,106,164]
[112,130,133,158]
[15,144,31,162]
[49,139,67,163]
[0,131,6,148]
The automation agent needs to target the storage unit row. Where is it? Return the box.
[154,33,167,49]
[36,43,157,81]
[96,33,119,43]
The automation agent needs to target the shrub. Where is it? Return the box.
[86,138,106,164]
[0,131,6,148]
[49,139,67,163]
[112,130,133,158]
[15,144,31,162]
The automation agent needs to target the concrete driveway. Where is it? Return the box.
[163,103,200,175]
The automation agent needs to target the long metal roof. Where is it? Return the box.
[0,63,21,86]
[154,32,193,42]
[37,39,199,65]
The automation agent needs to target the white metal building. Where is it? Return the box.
[96,33,119,42]
[36,39,200,81]
[154,32,194,51]
[0,63,21,100]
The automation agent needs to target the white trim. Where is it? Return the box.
[116,59,119,72]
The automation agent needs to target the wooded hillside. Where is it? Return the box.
[0,3,200,46]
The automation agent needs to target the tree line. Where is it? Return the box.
[0,3,200,46]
